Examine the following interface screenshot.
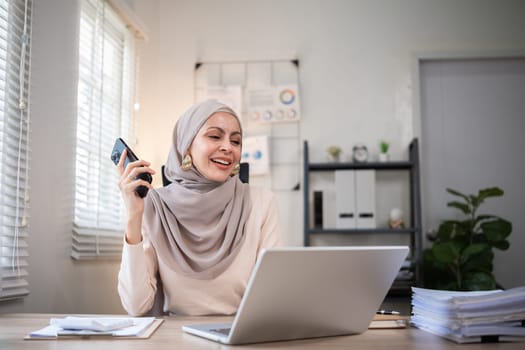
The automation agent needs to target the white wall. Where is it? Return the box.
[134,0,525,279]
[1,0,524,314]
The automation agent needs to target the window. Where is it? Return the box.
[0,0,32,300]
[72,0,137,259]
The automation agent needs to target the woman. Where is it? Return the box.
[116,99,283,316]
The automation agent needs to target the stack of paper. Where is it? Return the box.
[27,316,160,339]
[50,316,134,332]
[411,286,525,343]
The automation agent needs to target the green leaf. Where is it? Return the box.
[437,220,471,241]
[481,219,512,243]
[478,187,504,202]
[447,201,471,215]
[472,233,488,245]
[437,221,454,241]
[454,220,472,239]
[423,249,459,290]
[423,249,446,272]
[477,214,497,221]
[463,272,496,291]
[462,249,494,274]
[432,242,461,264]
[446,188,469,202]
[460,243,490,265]
[491,240,510,251]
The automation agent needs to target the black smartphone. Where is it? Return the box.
[110,137,152,198]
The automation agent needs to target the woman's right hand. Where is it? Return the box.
[117,149,155,244]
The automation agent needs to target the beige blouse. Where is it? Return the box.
[117,186,283,316]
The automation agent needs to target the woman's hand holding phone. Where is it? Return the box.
[117,150,156,244]
[111,138,153,198]
[111,138,155,244]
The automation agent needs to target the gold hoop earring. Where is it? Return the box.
[231,163,240,176]
[181,154,193,171]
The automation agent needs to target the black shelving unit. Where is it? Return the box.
[303,138,422,293]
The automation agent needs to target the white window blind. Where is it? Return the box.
[0,0,32,301]
[72,0,137,259]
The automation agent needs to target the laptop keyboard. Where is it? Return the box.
[211,328,231,336]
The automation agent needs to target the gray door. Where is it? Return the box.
[420,57,525,288]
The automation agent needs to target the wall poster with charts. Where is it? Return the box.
[194,59,302,192]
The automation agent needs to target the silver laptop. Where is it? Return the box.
[182,246,409,345]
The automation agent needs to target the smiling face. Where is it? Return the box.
[188,112,242,182]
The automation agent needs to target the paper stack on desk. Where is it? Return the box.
[26,316,161,339]
[410,286,525,343]
[50,316,135,332]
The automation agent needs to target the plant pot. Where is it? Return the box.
[327,154,340,162]
[378,153,389,162]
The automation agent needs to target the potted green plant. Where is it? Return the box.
[326,145,342,162]
[378,140,389,162]
[423,187,512,291]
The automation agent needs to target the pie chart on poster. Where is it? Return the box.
[279,89,295,105]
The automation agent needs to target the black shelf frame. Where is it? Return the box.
[308,161,414,171]
[303,138,423,291]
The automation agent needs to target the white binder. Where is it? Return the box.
[335,170,376,229]
[323,188,337,229]
[335,170,356,229]
[355,170,376,228]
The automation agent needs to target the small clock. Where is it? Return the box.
[352,143,368,163]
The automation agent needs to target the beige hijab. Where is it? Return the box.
[143,100,251,279]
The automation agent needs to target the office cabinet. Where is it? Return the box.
[303,139,422,294]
